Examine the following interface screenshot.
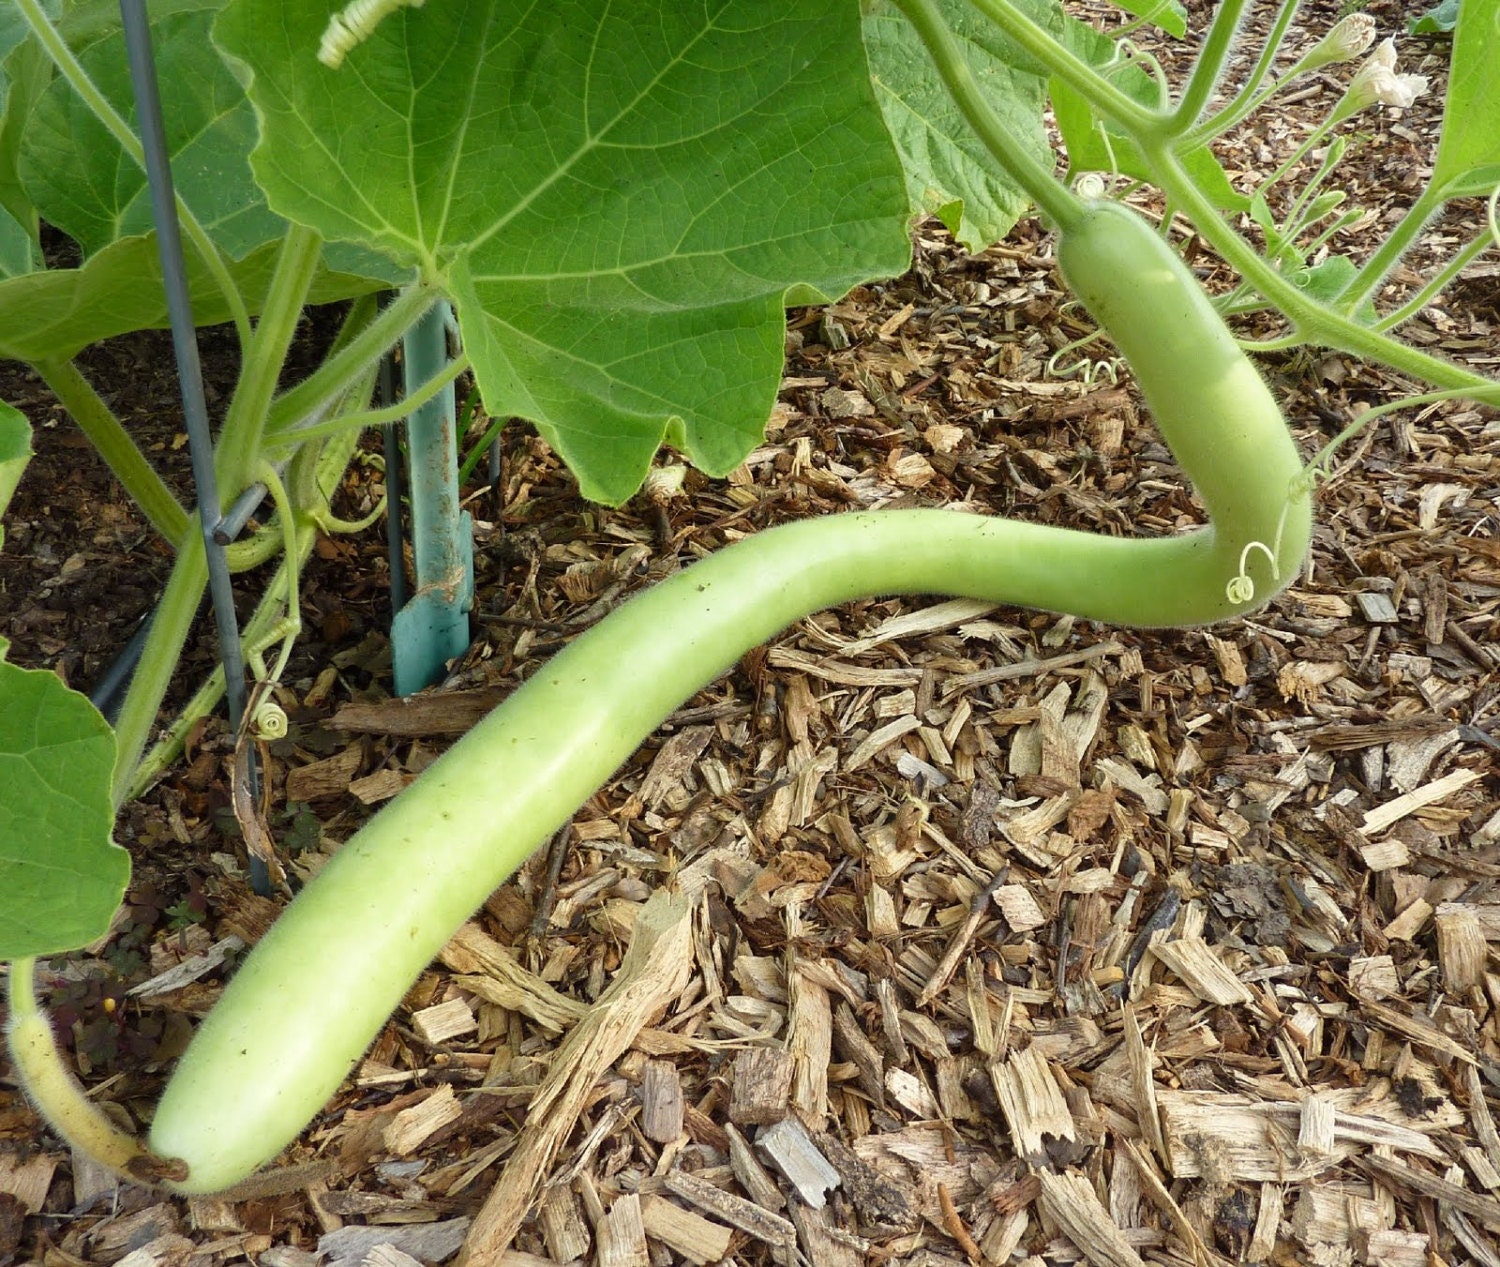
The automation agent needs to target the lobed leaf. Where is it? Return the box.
[0,406,130,959]
[0,400,30,542]
[0,232,401,362]
[21,7,281,261]
[214,0,913,505]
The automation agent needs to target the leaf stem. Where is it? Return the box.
[1163,0,1252,136]
[1336,184,1447,317]
[1374,232,1494,333]
[1303,384,1500,483]
[266,286,438,436]
[214,225,324,497]
[1187,0,1305,145]
[269,353,469,447]
[109,530,207,806]
[962,0,1159,135]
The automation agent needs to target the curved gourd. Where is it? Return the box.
[23,201,1312,1193]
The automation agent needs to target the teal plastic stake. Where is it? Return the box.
[391,302,473,695]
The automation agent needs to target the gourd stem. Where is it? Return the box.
[4,958,162,1179]
[1147,148,1498,397]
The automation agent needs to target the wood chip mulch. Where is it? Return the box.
[2,2,1498,1265]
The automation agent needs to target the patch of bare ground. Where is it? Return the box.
[2,2,1497,1264]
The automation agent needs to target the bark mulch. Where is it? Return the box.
[2,2,1498,1265]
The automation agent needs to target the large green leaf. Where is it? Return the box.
[0,203,36,278]
[0,231,400,362]
[215,0,912,505]
[863,0,1052,252]
[0,659,130,960]
[0,6,55,234]
[20,7,282,260]
[0,406,129,959]
[1431,0,1500,198]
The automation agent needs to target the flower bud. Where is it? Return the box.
[1302,13,1377,70]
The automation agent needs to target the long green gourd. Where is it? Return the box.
[10,201,1312,1192]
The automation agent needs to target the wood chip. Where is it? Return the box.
[639,1195,733,1265]
[316,1218,469,1267]
[382,1084,463,1156]
[331,689,508,736]
[460,891,693,1261]
[841,597,999,655]
[537,1183,591,1263]
[1249,1183,1283,1261]
[724,1121,785,1214]
[640,1059,684,1143]
[411,997,477,1045]
[1359,1154,1500,1232]
[440,923,585,1033]
[348,767,414,804]
[1149,935,1253,1005]
[1359,767,1481,834]
[1436,904,1487,993]
[1355,590,1399,623]
[598,1193,648,1267]
[756,1116,841,1208]
[0,1154,56,1215]
[1348,954,1400,1000]
[730,1047,795,1126]
[990,1045,1075,1166]
[663,1169,796,1249]
[128,936,245,998]
[637,725,713,809]
[1036,1170,1145,1267]
[1122,1006,1165,1165]
[1359,997,1479,1064]
[1158,1088,1445,1181]
[844,714,922,772]
[284,743,363,801]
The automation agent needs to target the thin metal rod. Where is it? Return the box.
[119,0,246,728]
[213,481,268,546]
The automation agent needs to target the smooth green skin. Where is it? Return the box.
[148,202,1312,1192]
[1056,200,1312,567]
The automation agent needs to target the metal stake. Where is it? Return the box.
[119,0,268,894]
